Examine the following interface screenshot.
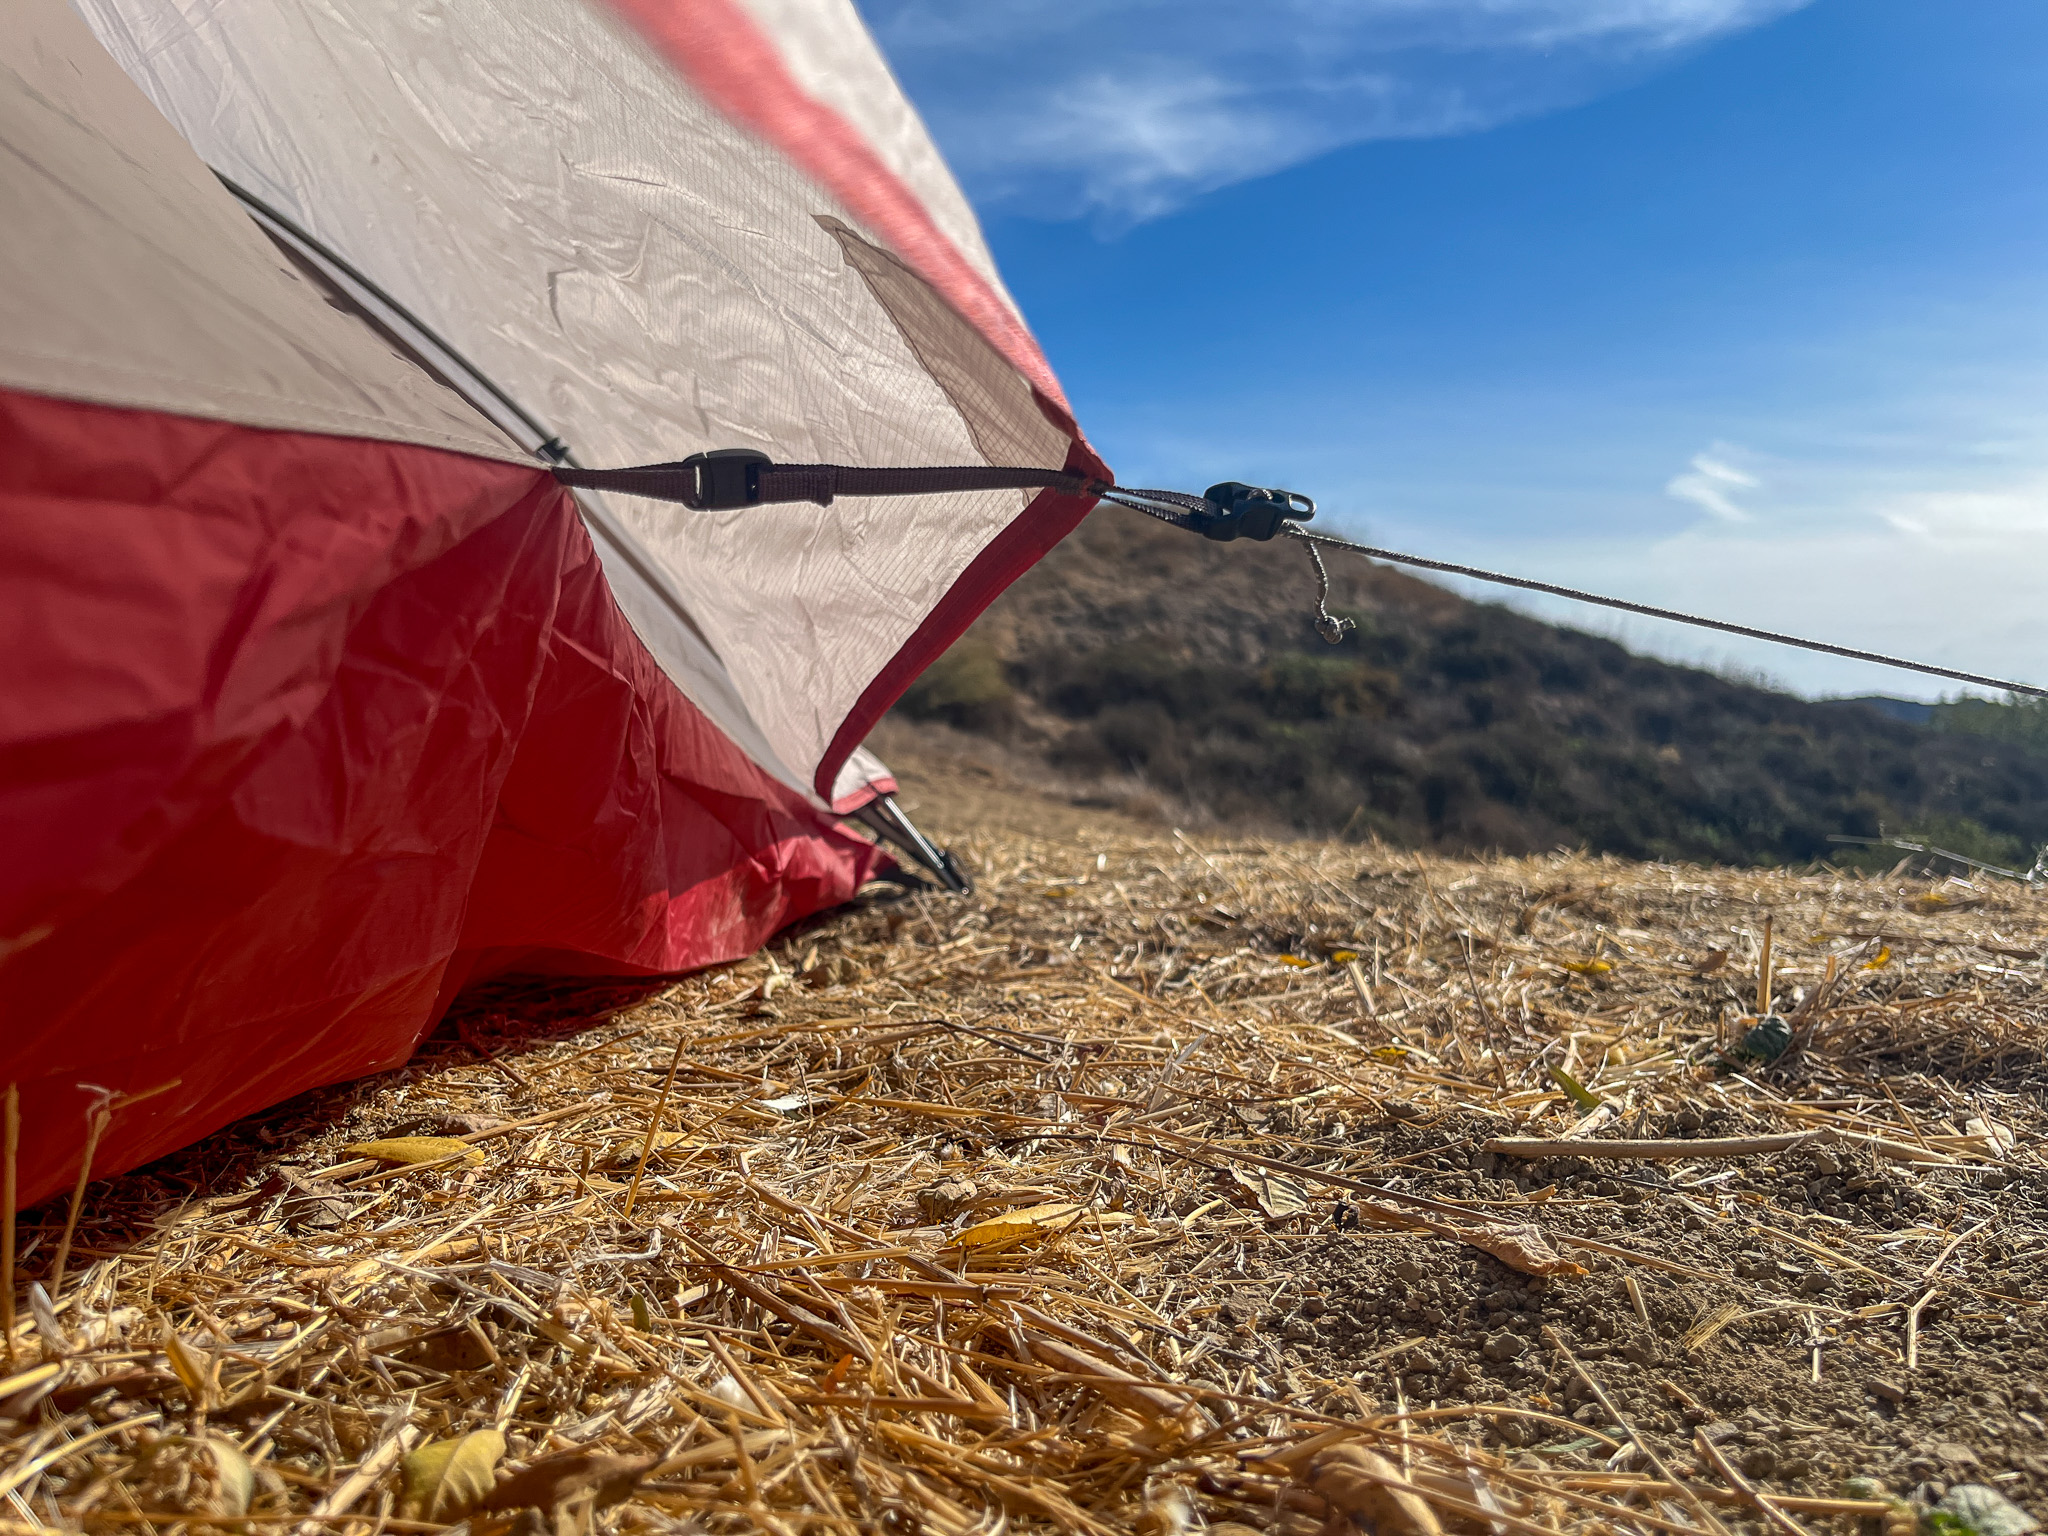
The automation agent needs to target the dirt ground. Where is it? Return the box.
[881,725,2048,1514]
[7,733,2045,1535]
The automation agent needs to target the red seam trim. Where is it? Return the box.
[601,0,1072,417]
[814,490,1098,801]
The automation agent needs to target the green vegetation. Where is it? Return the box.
[897,635,1016,734]
[893,511,2048,865]
[1933,693,2048,751]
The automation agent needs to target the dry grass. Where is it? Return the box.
[4,797,2045,1536]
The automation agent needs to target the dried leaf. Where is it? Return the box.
[158,1316,214,1406]
[949,1201,1087,1252]
[1965,1116,2014,1156]
[600,1130,699,1167]
[205,1436,255,1517]
[916,1177,977,1223]
[1306,1444,1443,1536]
[403,1429,507,1521]
[1230,1167,1314,1219]
[344,1136,486,1166]
[1453,1220,1587,1277]
[401,1325,498,1374]
[481,1450,656,1513]
[278,1178,354,1231]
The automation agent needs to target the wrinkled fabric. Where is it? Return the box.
[0,0,1112,1208]
[0,391,881,1209]
[0,0,519,461]
[74,0,1099,799]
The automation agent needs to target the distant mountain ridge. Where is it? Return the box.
[890,510,2048,867]
[1839,696,1936,726]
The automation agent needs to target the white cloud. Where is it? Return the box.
[859,0,1812,222]
[1874,481,2048,540]
[1665,447,1759,521]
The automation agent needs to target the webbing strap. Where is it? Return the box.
[764,464,1099,504]
[553,458,1104,508]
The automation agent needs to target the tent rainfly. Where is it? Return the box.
[0,0,1108,1209]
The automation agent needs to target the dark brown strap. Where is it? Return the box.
[553,457,1101,509]
[761,464,1099,505]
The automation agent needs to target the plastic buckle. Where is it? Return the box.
[1193,482,1317,542]
[681,449,773,510]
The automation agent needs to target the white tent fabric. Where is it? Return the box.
[721,0,1006,304]
[73,0,1080,803]
[0,0,518,465]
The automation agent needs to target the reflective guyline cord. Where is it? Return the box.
[1279,525,2048,700]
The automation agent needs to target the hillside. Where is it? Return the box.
[889,509,2048,868]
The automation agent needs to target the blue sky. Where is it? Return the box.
[858,0,2048,699]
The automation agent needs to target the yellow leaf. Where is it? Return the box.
[344,1136,486,1166]
[1862,945,1891,971]
[403,1430,507,1522]
[1546,1065,1602,1111]
[948,1201,1087,1253]
[1561,959,1613,975]
[1329,949,1360,964]
[158,1316,214,1406]
[1278,954,1317,968]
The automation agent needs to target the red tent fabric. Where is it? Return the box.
[0,0,1103,1207]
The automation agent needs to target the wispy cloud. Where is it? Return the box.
[1312,377,2048,700]
[1875,481,2048,540]
[1665,446,1760,521]
[859,0,1811,223]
